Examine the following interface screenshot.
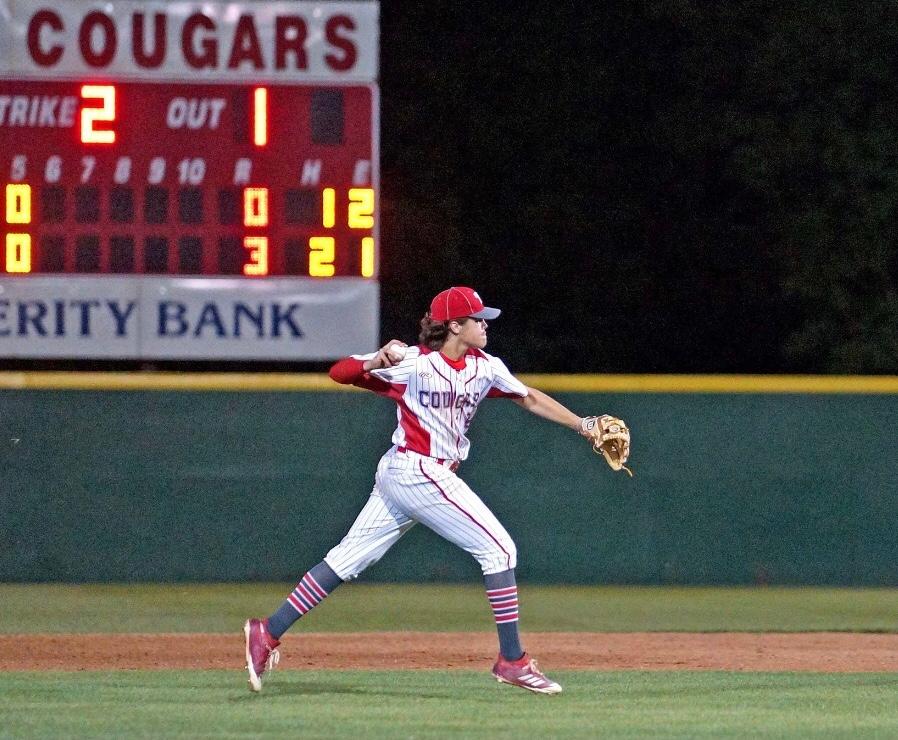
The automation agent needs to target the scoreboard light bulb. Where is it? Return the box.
[348,188,375,229]
[322,188,336,228]
[253,87,268,147]
[243,187,269,227]
[361,236,375,277]
[5,184,31,224]
[242,236,269,276]
[5,233,32,273]
[80,85,117,144]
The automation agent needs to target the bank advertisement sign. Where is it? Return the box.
[0,276,378,359]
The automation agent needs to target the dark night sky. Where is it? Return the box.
[374,2,898,374]
[7,1,896,374]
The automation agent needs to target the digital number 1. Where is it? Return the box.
[253,87,268,147]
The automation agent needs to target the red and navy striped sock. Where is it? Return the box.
[486,584,523,660]
[267,561,342,639]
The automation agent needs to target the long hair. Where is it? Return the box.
[418,313,451,350]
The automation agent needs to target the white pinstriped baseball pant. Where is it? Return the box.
[324,446,518,579]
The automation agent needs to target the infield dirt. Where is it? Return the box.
[3,632,898,672]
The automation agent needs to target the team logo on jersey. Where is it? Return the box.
[418,390,480,409]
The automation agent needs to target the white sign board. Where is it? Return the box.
[0,276,379,358]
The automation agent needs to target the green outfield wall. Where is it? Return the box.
[2,373,896,585]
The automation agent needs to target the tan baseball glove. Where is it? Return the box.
[580,415,633,477]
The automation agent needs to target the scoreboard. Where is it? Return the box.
[2,82,376,278]
[0,1,380,360]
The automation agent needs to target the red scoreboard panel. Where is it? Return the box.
[0,1,380,360]
[3,82,376,278]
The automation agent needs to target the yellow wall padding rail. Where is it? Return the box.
[1,372,898,393]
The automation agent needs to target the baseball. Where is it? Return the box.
[386,345,407,363]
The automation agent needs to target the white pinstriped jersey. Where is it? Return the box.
[350,345,528,461]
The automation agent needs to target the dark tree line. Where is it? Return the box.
[379,1,898,373]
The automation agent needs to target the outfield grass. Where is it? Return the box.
[3,585,897,738]
[2,671,897,739]
[1,584,896,633]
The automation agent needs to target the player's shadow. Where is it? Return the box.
[231,677,496,702]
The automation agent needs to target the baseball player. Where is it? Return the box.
[244,286,630,695]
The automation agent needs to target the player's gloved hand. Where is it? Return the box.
[364,340,408,370]
[580,415,632,477]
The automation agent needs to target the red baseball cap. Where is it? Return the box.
[429,287,501,321]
